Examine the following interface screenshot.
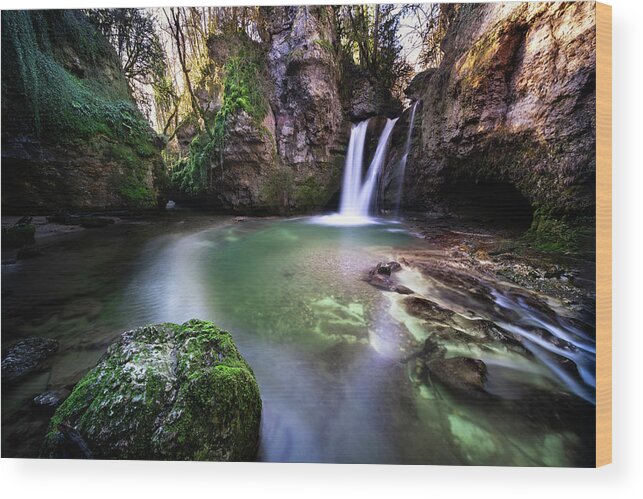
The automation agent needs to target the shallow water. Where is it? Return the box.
[1,214,595,465]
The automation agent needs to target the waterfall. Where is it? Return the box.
[338,120,369,218]
[393,101,418,215]
[316,117,398,226]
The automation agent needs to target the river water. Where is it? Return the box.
[1,213,595,465]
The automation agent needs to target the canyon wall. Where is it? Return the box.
[390,2,596,245]
[1,10,166,213]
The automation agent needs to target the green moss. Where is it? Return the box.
[2,11,164,210]
[41,320,261,461]
[526,208,595,254]
[314,38,334,54]
[1,11,152,145]
[170,34,269,196]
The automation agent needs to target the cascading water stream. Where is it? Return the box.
[317,117,398,226]
[393,101,419,215]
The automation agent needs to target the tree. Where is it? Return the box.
[336,4,413,96]
[399,3,449,69]
[85,8,166,118]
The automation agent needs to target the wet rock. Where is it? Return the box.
[1,337,59,382]
[16,245,42,259]
[2,223,36,249]
[404,68,435,101]
[403,296,454,324]
[344,65,402,120]
[393,284,415,295]
[426,357,488,395]
[33,390,67,411]
[2,11,165,213]
[376,261,402,276]
[47,423,94,459]
[41,320,262,461]
[365,261,410,293]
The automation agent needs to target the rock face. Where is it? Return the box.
[263,6,347,210]
[343,65,403,121]
[41,320,262,461]
[174,7,349,214]
[1,337,59,383]
[390,3,596,239]
[1,11,166,214]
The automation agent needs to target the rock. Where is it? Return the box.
[33,390,67,411]
[376,261,402,276]
[365,261,411,294]
[394,285,415,295]
[41,320,262,461]
[344,65,402,120]
[1,11,165,214]
[262,6,347,211]
[404,69,435,101]
[403,296,454,324]
[1,337,59,382]
[387,3,596,235]
[2,224,36,249]
[16,245,43,259]
[426,357,488,395]
[47,423,93,459]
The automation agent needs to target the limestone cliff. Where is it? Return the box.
[173,6,348,214]
[1,10,166,214]
[388,2,596,244]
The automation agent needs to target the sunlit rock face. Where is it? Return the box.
[41,320,262,461]
[398,3,596,228]
[263,5,348,212]
[1,11,166,214]
[186,6,348,214]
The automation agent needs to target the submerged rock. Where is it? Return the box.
[426,357,488,396]
[41,320,262,461]
[1,337,59,382]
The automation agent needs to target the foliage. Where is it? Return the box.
[399,4,450,69]
[171,38,267,195]
[333,4,413,95]
[85,8,166,119]
[1,10,154,146]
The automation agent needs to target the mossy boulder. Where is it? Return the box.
[41,320,262,461]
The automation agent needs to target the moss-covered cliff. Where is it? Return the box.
[1,10,166,213]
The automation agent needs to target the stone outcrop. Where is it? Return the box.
[343,64,403,121]
[173,7,349,213]
[41,320,262,461]
[388,3,596,243]
[1,11,166,214]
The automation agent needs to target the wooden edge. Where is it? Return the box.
[595,1,612,468]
